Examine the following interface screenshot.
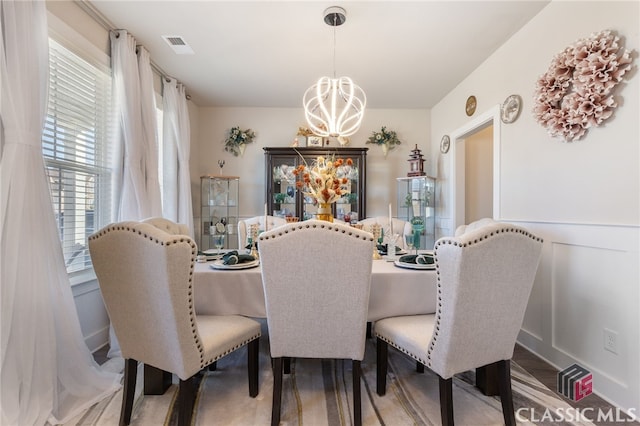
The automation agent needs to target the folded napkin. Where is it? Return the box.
[398,254,434,265]
[377,244,402,255]
[222,251,256,265]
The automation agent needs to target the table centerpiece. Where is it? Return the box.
[292,155,352,222]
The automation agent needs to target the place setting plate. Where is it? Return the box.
[210,259,260,270]
[201,249,231,260]
[393,251,436,270]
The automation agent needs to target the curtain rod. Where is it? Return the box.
[75,0,189,98]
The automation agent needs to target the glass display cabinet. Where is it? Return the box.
[264,147,367,222]
[200,175,239,250]
[397,176,436,250]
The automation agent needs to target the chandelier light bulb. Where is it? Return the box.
[303,6,366,138]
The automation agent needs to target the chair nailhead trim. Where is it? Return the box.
[201,333,262,368]
[257,222,374,242]
[376,334,429,367]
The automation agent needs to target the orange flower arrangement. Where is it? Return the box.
[292,156,352,204]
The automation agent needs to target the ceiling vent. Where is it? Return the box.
[161,35,194,55]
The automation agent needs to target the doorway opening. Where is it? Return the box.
[448,105,501,231]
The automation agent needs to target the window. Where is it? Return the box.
[43,39,113,274]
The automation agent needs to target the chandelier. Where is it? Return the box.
[303,6,366,138]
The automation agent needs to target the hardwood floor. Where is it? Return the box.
[512,345,638,426]
[94,344,637,425]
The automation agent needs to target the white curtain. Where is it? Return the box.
[109,32,164,357]
[111,29,159,221]
[162,78,194,237]
[137,47,162,217]
[0,2,121,424]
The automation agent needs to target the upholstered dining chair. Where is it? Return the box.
[375,221,543,426]
[141,216,190,235]
[358,216,413,249]
[89,220,261,426]
[258,220,375,426]
[237,215,287,249]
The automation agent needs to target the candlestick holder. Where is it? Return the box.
[370,224,383,260]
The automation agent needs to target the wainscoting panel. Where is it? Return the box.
[515,220,639,415]
[72,278,110,353]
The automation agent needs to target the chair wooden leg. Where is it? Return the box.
[283,357,291,374]
[376,338,388,396]
[120,358,138,426]
[248,338,259,397]
[178,377,195,426]
[352,360,362,426]
[439,376,454,426]
[498,360,516,426]
[272,358,283,426]
[416,361,425,373]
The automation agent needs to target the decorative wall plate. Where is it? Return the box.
[501,94,522,124]
[465,95,477,116]
[440,135,450,154]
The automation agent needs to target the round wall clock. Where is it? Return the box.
[440,135,450,154]
[501,94,522,124]
[465,96,477,116]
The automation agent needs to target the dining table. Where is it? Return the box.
[193,256,438,321]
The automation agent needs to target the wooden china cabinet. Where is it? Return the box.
[264,147,367,222]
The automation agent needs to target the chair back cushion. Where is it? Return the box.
[142,216,190,235]
[428,222,543,378]
[89,221,204,378]
[238,215,287,248]
[258,220,374,360]
[454,217,495,237]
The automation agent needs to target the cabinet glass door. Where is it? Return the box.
[332,155,360,222]
[397,176,436,250]
[269,156,299,220]
[264,147,367,222]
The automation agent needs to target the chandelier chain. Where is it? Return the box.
[332,13,337,79]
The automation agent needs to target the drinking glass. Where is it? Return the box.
[212,234,225,254]
[404,234,416,255]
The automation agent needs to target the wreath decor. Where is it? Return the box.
[533,30,633,142]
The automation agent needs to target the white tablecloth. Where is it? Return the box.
[194,259,437,321]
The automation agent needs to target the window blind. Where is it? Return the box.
[43,39,113,274]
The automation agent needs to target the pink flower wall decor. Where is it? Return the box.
[533,30,633,142]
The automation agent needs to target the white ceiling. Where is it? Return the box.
[87,0,549,109]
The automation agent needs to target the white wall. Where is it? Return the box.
[192,107,429,245]
[430,1,639,413]
[50,0,640,413]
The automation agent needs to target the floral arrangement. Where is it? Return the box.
[366,126,401,156]
[533,30,633,142]
[224,126,256,156]
[292,156,352,204]
[296,126,314,137]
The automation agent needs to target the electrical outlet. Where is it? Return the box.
[604,328,618,354]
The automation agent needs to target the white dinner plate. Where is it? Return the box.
[210,259,260,270]
[393,259,436,270]
[378,248,407,255]
[202,249,232,260]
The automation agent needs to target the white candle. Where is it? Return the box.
[264,203,268,231]
[388,203,393,235]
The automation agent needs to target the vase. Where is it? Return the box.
[381,143,389,157]
[316,203,334,222]
[238,144,246,157]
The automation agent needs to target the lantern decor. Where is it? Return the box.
[407,144,426,177]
